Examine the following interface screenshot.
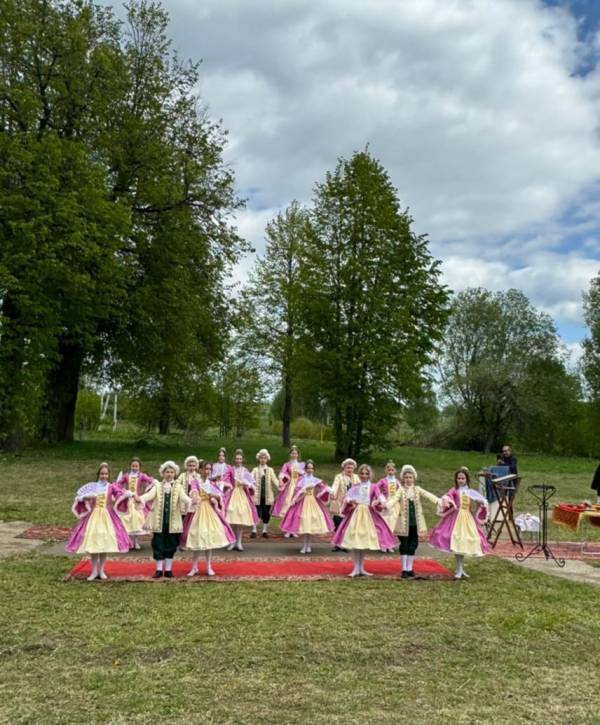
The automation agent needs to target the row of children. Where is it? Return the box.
[66,445,490,580]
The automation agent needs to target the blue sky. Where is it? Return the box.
[105,0,600,363]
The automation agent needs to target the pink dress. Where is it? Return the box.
[429,487,490,557]
[331,482,396,551]
[114,471,154,534]
[211,462,235,493]
[66,482,131,554]
[280,475,334,536]
[272,461,305,517]
[223,466,259,526]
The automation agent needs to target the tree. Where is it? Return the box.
[298,150,449,459]
[238,201,307,446]
[438,288,571,452]
[0,0,245,448]
[582,272,600,401]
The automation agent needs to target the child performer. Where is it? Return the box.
[183,461,235,577]
[332,464,396,577]
[272,445,305,536]
[280,460,334,554]
[376,460,400,552]
[429,468,490,579]
[211,447,234,493]
[137,461,192,578]
[330,458,359,551]
[223,449,258,551]
[385,464,441,578]
[66,462,131,581]
[177,456,202,550]
[115,457,154,550]
[251,449,279,538]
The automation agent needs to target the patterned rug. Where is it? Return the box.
[491,540,600,560]
[66,557,453,582]
[16,525,71,541]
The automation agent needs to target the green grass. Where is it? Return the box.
[1,553,600,724]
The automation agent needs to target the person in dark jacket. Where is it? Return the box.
[591,463,600,503]
[496,445,518,475]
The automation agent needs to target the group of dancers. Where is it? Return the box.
[66,445,490,580]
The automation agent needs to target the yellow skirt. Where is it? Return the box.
[187,500,231,551]
[298,495,330,535]
[226,486,255,527]
[119,499,146,535]
[451,509,485,557]
[382,500,400,534]
[77,507,119,554]
[339,504,379,550]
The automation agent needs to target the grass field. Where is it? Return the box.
[1,433,599,724]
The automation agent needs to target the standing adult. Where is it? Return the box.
[496,445,518,475]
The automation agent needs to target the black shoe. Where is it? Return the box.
[164,571,173,578]
[152,571,163,579]
[262,532,269,538]
[401,570,410,579]
[250,531,257,539]
[406,570,415,578]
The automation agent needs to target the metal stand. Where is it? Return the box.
[515,484,565,567]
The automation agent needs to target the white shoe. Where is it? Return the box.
[207,567,215,577]
[87,572,98,581]
[187,568,198,577]
[360,570,373,577]
[292,533,299,538]
[227,543,235,551]
[98,571,108,580]
[236,543,244,552]
[348,570,360,578]
[134,541,141,550]
[306,546,312,554]
[284,532,291,538]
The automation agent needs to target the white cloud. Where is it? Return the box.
[109,0,600,337]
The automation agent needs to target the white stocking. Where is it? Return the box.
[87,554,99,581]
[455,554,464,577]
[155,559,164,572]
[188,551,200,576]
[406,555,414,572]
[205,550,214,576]
[236,526,243,549]
[98,553,108,579]
[165,558,173,572]
[401,554,408,571]
[349,550,360,577]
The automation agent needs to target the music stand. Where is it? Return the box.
[515,485,565,567]
[486,473,523,548]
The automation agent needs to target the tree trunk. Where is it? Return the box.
[158,391,171,435]
[282,370,292,448]
[40,337,84,443]
[333,404,344,461]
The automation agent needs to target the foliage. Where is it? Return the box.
[298,150,450,459]
[582,271,600,401]
[438,288,576,452]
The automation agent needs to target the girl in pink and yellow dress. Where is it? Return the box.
[272,445,305,537]
[280,460,334,554]
[211,447,234,493]
[177,455,202,550]
[115,457,154,550]
[332,464,396,577]
[376,460,400,552]
[183,461,235,577]
[429,468,490,579]
[223,449,258,551]
[65,462,131,581]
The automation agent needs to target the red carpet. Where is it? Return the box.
[67,557,452,581]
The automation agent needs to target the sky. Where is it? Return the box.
[108,0,600,363]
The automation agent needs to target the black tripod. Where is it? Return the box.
[515,484,565,568]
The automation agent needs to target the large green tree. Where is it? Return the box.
[438,287,576,452]
[298,150,449,460]
[238,201,307,446]
[582,271,600,401]
[0,0,244,448]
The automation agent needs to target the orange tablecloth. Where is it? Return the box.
[552,503,600,531]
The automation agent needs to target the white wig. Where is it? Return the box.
[159,460,180,477]
[256,448,271,461]
[184,455,199,467]
[341,458,357,469]
[400,464,417,480]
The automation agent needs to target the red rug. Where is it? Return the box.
[66,557,452,581]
